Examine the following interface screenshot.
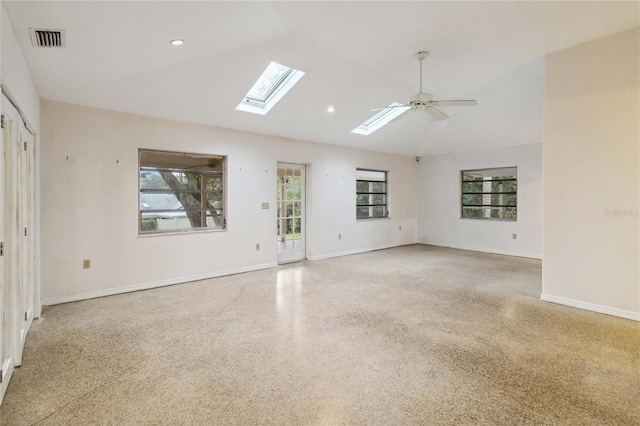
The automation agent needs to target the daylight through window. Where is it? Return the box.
[351,103,411,136]
[356,169,388,219]
[461,167,517,220]
[139,150,226,234]
[236,62,305,115]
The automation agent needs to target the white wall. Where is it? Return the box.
[1,3,40,131]
[41,100,418,303]
[542,28,639,320]
[417,144,543,259]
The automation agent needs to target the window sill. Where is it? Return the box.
[356,217,391,222]
[458,217,517,222]
[138,228,227,238]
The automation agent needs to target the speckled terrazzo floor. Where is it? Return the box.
[1,244,639,425]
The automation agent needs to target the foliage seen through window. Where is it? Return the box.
[356,169,388,219]
[461,167,517,220]
[139,150,225,234]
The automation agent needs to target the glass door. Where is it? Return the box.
[276,163,305,264]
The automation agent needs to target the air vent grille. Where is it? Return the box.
[30,29,65,48]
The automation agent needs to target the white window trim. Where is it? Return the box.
[356,168,389,220]
[236,62,305,116]
[138,149,227,235]
[352,103,411,135]
[460,166,517,221]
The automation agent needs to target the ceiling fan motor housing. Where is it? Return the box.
[410,92,434,106]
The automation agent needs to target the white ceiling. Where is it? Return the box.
[4,1,639,156]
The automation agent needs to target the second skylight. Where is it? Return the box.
[236,62,305,115]
[351,103,412,135]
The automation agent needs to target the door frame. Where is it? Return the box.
[0,93,38,401]
[18,119,35,355]
[276,162,307,264]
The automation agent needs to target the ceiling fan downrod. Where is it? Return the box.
[416,51,428,94]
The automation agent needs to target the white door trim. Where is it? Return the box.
[0,93,37,403]
[276,163,306,264]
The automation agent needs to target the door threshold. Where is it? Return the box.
[277,258,307,265]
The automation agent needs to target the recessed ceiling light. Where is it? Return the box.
[327,106,335,113]
[170,39,184,46]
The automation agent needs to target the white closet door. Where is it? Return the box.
[0,94,37,402]
[1,95,18,398]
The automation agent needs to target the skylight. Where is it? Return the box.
[351,103,411,135]
[236,62,305,115]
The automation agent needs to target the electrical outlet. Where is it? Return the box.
[256,244,260,250]
[338,234,341,240]
[512,234,517,240]
[261,202,269,209]
[83,259,91,269]
[399,226,402,231]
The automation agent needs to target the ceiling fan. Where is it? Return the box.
[372,51,477,121]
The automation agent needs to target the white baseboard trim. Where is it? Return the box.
[540,293,640,321]
[43,243,416,306]
[307,243,412,261]
[42,262,278,306]
[417,241,542,260]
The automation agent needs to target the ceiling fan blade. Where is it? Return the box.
[426,106,449,121]
[371,104,410,111]
[388,108,413,123]
[432,100,477,107]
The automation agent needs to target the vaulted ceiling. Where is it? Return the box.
[4,1,639,156]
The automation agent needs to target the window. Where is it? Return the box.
[461,167,517,220]
[351,103,411,135]
[236,61,305,115]
[139,150,226,234]
[356,169,388,219]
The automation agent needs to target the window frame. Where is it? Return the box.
[351,103,412,136]
[356,168,389,220]
[138,149,227,235]
[236,61,305,116]
[460,167,517,221]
